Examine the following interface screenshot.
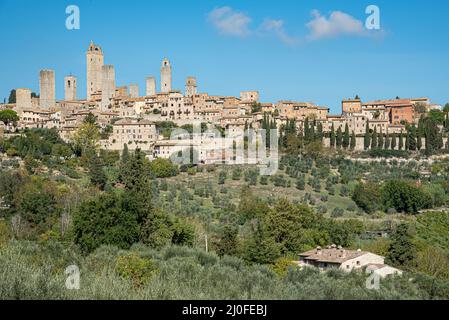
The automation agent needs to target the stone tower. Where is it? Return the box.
[160,58,172,93]
[185,77,197,97]
[146,77,156,96]
[16,88,32,111]
[39,69,55,109]
[64,76,77,101]
[86,41,104,100]
[129,84,139,98]
[101,65,115,110]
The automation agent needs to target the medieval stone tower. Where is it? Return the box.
[185,77,197,97]
[64,76,77,101]
[16,88,32,111]
[86,41,104,100]
[146,77,156,96]
[129,84,139,98]
[101,65,115,110]
[39,69,55,109]
[160,58,172,93]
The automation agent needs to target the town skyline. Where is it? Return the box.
[1,0,449,113]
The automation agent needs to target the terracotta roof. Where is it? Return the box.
[300,246,367,264]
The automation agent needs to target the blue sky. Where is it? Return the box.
[0,0,448,113]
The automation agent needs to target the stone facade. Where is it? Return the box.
[129,84,139,98]
[146,77,156,96]
[39,69,55,109]
[101,65,115,111]
[15,88,32,111]
[161,58,172,93]
[185,77,197,97]
[86,41,104,100]
[64,76,77,101]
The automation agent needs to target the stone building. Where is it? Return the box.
[108,118,157,151]
[86,41,104,100]
[101,65,115,111]
[146,77,156,96]
[15,88,32,112]
[342,98,362,114]
[64,76,77,101]
[298,245,401,276]
[185,77,197,97]
[240,91,259,103]
[161,58,172,93]
[129,84,139,98]
[39,69,55,109]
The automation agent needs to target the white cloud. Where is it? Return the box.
[207,7,252,37]
[260,19,299,45]
[306,10,366,40]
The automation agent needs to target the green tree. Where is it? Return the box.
[386,223,417,268]
[398,131,404,150]
[378,129,384,149]
[73,192,145,253]
[149,158,178,178]
[336,127,343,148]
[350,131,356,151]
[390,133,397,150]
[371,127,378,149]
[342,124,350,149]
[243,220,280,264]
[329,124,336,148]
[381,180,432,214]
[8,89,16,103]
[71,122,100,160]
[216,224,239,257]
[364,122,371,150]
[0,110,19,126]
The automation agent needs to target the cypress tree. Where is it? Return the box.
[408,125,417,151]
[330,124,336,148]
[378,128,384,149]
[364,122,370,150]
[350,131,356,151]
[391,133,396,150]
[371,127,378,149]
[336,127,343,148]
[384,132,390,149]
[342,123,350,149]
[398,131,404,150]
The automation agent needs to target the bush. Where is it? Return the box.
[115,253,158,287]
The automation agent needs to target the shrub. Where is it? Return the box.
[115,253,158,287]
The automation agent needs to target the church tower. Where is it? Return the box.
[86,41,104,100]
[185,77,197,97]
[160,58,172,93]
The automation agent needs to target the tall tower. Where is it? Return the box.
[101,65,115,110]
[160,58,172,93]
[185,77,197,97]
[129,84,139,98]
[86,41,104,100]
[39,69,55,109]
[16,88,32,112]
[64,76,77,101]
[146,76,156,96]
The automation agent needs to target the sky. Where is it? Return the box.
[0,0,448,113]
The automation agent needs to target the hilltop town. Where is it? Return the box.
[1,41,449,301]
[1,41,447,162]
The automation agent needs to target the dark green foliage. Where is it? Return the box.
[0,109,19,126]
[386,223,417,268]
[216,224,239,257]
[381,180,432,214]
[352,182,381,213]
[73,192,142,253]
